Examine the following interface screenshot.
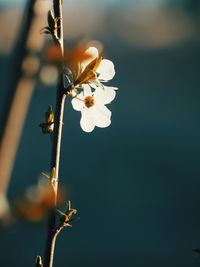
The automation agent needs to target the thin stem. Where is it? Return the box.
[50,90,66,199]
[44,85,66,267]
[44,1,65,267]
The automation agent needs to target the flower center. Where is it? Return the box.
[84,96,95,108]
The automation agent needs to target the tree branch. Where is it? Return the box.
[44,1,65,267]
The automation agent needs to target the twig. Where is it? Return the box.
[43,1,66,267]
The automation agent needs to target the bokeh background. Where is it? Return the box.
[1,0,200,266]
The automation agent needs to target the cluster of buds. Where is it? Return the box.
[39,105,54,134]
[56,200,78,229]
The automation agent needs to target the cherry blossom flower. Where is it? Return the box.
[68,45,118,132]
[71,84,117,132]
[71,46,116,88]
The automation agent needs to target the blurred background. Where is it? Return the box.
[1,0,200,266]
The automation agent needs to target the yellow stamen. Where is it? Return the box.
[84,96,94,108]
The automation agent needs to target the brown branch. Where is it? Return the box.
[44,1,66,267]
[0,79,35,195]
[0,0,46,216]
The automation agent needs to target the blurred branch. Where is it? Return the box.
[0,78,34,194]
[0,0,47,214]
[0,0,35,134]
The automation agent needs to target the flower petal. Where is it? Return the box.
[96,59,115,81]
[93,104,111,128]
[81,47,99,70]
[71,94,84,111]
[82,84,92,96]
[80,109,95,132]
[94,85,117,105]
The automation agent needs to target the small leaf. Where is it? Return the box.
[35,256,43,267]
[48,10,55,29]
[45,105,54,123]
[42,30,51,35]
[74,57,102,87]
[39,106,54,134]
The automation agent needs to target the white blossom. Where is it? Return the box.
[71,84,117,132]
[81,46,115,83]
[70,46,118,132]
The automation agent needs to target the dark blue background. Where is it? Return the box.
[1,6,200,266]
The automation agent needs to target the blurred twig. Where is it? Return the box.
[0,0,47,215]
[0,78,34,194]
